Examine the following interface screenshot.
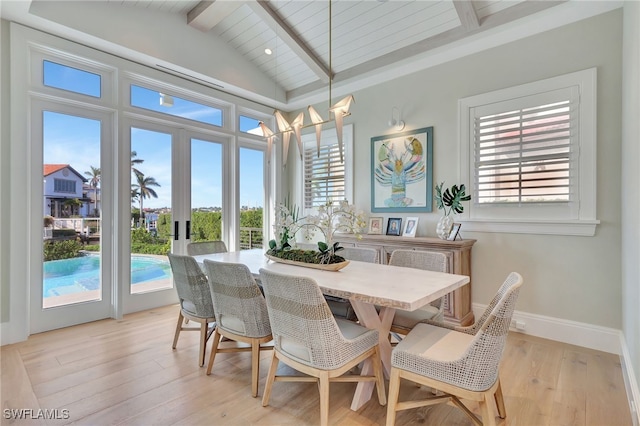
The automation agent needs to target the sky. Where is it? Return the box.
[42,62,264,210]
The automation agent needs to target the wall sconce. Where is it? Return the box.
[388,106,405,131]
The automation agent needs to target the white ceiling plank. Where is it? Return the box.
[187,0,245,32]
[453,0,480,30]
[249,0,330,84]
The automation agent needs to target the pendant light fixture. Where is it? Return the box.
[260,0,354,166]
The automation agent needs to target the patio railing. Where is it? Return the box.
[239,227,263,250]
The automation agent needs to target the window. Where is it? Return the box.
[130,85,223,127]
[239,115,262,135]
[302,124,353,210]
[54,178,76,193]
[460,68,599,236]
[43,60,101,98]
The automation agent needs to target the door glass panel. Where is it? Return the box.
[239,147,264,249]
[43,111,102,308]
[130,128,173,294]
[190,139,223,242]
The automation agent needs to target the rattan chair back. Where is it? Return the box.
[168,253,215,319]
[203,259,271,338]
[258,268,378,370]
[340,246,379,263]
[186,240,227,256]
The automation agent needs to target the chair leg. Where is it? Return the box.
[480,392,497,426]
[199,321,208,367]
[494,379,506,419]
[172,311,184,349]
[206,329,221,376]
[385,368,401,426]
[262,351,279,407]
[318,372,330,426]
[251,340,260,398]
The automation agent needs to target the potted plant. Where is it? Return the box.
[434,182,471,240]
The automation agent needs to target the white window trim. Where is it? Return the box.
[459,68,599,236]
[300,124,354,215]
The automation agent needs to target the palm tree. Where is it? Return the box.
[131,151,144,180]
[84,166,100,216]
[132,173,160,226]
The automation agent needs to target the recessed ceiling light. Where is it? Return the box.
[264,48,272,55]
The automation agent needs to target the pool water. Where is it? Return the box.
[43,255,171,297]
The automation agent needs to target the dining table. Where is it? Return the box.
[193,248,470,411]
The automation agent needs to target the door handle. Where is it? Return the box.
[186,220,191,240]
[174,221,179,241]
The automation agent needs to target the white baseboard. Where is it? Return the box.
[472,303,621,354]
[620,336,640,426]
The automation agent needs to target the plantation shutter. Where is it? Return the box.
[303,142,345,209]
[472,86,579,204]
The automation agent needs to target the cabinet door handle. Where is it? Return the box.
[186,221,191,240]
[174,221,179,241]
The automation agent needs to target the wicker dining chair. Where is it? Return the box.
[326,246,379,321]
[386,272,523,426]
[186,240,227,256]
[388,249,449,335]
[258,268,386,426]
[168,253,216,367]
[202,259,272,397]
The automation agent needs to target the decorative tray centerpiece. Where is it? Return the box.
[265,250,349,272]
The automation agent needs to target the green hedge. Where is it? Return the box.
[44,239,83,261]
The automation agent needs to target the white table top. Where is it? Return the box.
[193,249,470,312]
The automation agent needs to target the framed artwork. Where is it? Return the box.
[402,217,419,237]
[386,218,402,236]
[371,126,434,213]
[368,217,383,234]
[448,223,462,241]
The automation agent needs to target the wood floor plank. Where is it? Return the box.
[0,305,633,426]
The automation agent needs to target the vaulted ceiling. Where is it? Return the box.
[1,1,621,109]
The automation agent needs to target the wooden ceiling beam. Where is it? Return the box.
[453,0,480,30]
[249,0,330,84]
[187,0,244,32]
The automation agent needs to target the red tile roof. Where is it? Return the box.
[43,164,68,176]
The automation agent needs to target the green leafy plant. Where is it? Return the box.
[435,182,471,215]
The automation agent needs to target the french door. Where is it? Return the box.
[121,119,227,313]
[31,101,115,333]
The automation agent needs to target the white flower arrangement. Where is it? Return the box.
[270,200,366,262]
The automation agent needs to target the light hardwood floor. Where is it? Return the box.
[1,305,633,425]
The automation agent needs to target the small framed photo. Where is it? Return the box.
[368,217,383,234]
[402,217,419,237]
[386,218,402,236]
[447,223,462,241]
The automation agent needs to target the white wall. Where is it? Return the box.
[0,18,8,323]
[293,10,623,330]
[622,0,640,416]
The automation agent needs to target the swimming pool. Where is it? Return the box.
[43,254,171,297]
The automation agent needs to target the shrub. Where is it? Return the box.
[52,228,77,238]
[83,244,100,252]
[44,239,83,261]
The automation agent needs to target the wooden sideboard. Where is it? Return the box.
[333,234,476,326]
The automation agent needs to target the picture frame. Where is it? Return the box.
[447,223,462,241]
[368,217,383,235]
[402,217,419,237]
[386,218,402,236]
[371,126,434,213]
